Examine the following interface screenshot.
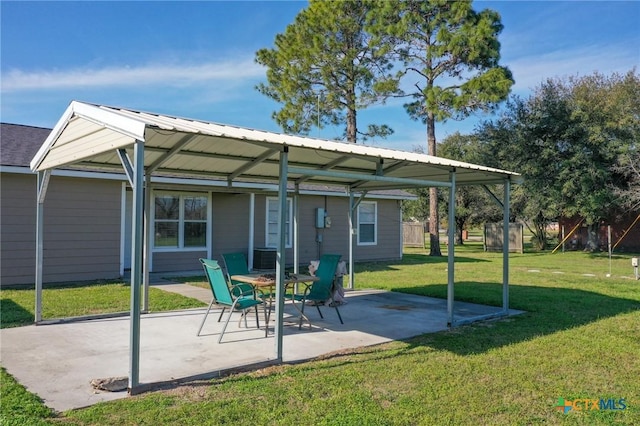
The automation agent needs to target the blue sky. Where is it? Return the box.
[1,1,638,152]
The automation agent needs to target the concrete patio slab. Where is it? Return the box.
[0,289,522,412]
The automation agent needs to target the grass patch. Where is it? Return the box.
[2,247,639,425]
[0,367,55,426]
[0,280,205,328]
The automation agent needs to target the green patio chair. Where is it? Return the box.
[290,253,344,329]
[197,258,266,343]
[221,252,255,298]
[223,251,274,314]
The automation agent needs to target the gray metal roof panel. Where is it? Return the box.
[30,101,522,190]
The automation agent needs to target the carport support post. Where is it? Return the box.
[143,173,151,312]
[35,170,50,323]
[129,141,145,393]
[502,179,510,313]
[275,147,288,361]
[447,171,456,326]
[293,189,299,275]
[348,191,354,289]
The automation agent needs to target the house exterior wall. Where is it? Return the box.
[1,173,36,285]
[211,193,252,260]
[249,194,402,267]
[1,123,409,287]
[1,172,404,287]
[152,250,206,272]
[1,173,122,286]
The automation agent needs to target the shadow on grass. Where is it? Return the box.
[355,253,489,273]
[395,282,640,356]
[1,279,129,291]
[0,299,34,329]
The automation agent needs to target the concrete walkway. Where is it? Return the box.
[150,280,212,303]
[1,283,522,412]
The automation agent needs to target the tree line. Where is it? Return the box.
[409,70,638,250]
[255,0,638,252]
[256,0,513,256]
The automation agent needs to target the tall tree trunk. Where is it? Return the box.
[531,217,547,251]
[427,113,441,256]
[346,106,357,143]
[456,217,465,245]
[346,59,357,143]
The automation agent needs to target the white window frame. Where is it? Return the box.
[152,191,210,252]
[265,197,293,248]
[357,201,377,246]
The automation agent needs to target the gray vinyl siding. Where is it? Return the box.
[356,199,402,261]
[1,173,121,286]
[211,193,251,261]
[1,174,37,285]
[250,194,401,268]
[252,195,267,248]
[1,173,404,286]
[317,196,349,260]
[152,250,206,272]
[305,196,401,263]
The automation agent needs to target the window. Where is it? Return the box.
[266,197,292,248]
[154,193,208,250]
[357,201,377,245]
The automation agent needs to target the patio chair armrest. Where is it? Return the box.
[288,281,312,297]
[230,283,257,298]
[253,287,267,300]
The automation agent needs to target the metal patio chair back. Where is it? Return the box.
[291,253,344,328]
[197,258,265,343]
[221,252,254,297]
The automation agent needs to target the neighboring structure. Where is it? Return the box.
[1,123,412,287]
[558,214,640,252]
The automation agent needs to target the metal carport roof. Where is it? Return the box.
[30,101,521,393]
[31,101,521,188]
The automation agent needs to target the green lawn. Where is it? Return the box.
[1,245,639,425]
[0,281,205,328]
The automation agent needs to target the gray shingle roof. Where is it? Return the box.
[1,123,52,167]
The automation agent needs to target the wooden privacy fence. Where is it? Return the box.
[484,223,524,253]
[403,222,425,247]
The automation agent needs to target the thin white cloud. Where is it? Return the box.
[508,42,638,93]
[1,58,264,92]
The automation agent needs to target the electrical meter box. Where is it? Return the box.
[316,208,325,229]
[632,258,639,267]
[315,208,331,228]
